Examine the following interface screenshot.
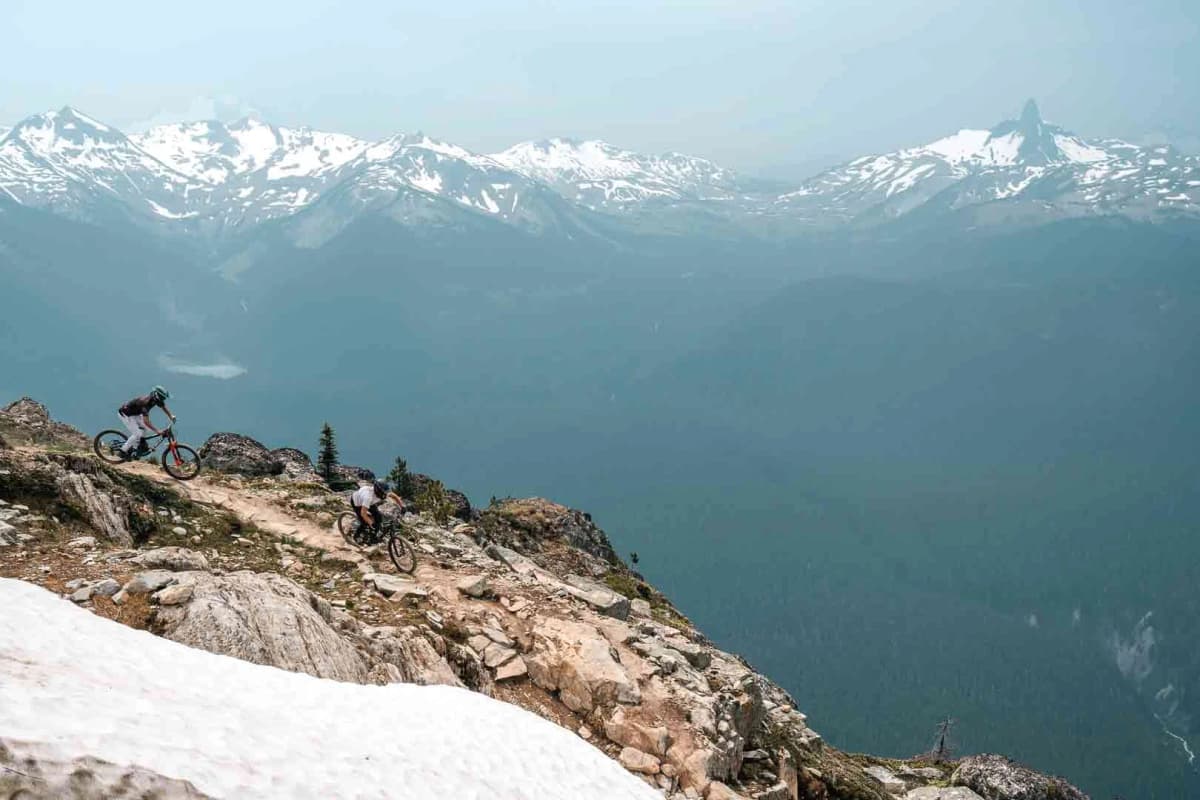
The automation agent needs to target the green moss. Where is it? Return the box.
[604,570,693,631]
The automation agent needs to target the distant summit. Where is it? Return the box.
[0,100,1197,235]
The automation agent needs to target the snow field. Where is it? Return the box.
[0,578,658,800]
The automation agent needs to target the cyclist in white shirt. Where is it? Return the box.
[351,480,406,539]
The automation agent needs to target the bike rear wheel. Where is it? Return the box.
[162,444,201,481]
[93,430,130,464]
[388,532,416,574]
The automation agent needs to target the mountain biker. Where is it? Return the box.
[351,480,406,540]
[117,386,175,458]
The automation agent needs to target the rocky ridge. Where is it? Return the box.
[0,398,1089,800]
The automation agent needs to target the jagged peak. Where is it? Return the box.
[1019,98,1042,129]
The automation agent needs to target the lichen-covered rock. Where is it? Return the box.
[153,571,370,683]
[0,738,211,799]
[270,447,322,483]
[132,547,210,572]
[951,755,1089,800]
[480,497,619,573]
[0,397,88,447]
[198,432,284,477]
[55,471,133,545]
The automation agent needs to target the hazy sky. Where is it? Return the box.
[3,0,1197,173]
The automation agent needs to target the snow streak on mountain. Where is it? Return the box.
[1,101,1197,238]
[777,100,1200,226]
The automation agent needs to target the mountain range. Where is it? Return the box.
[1,100,1197,239]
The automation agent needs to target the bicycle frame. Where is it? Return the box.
[137,426,187,467]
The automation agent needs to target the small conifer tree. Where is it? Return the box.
[317,423,338,484]
[387,456,415,497]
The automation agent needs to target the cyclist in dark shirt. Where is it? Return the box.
[118,386,175,458]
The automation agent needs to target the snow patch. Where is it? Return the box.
[0,578,657,800]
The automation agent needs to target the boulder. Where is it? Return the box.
[0,520,17,546]
[905,789,984,800]
[269,447,322,483]
[123,570,178,595]
[90,578,121,597]
[133,547,211,572]
[153,571,370,683]
[482,642,518,668]
[864,765,906,795]
[55,471,132,545]
[494,656,528,682]
[619,747,661,775]
[364,573,417,598]
[487,544,541,577]
[951,755,1088,800]
[456,574,490,599]
[605,707,671,757]
[360,626,462,687]
[564,574,631,620]
[154,584,195,606]
[525,617,640,714]
[198,433,284,477]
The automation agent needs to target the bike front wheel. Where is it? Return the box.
[388,533,416,574]
[337,512,361,546]
[162,444,201,481]
[93,430,130,464]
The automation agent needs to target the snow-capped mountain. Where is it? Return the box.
[0,107,196,219]
[0,108,586,236]
[1,101,1197,240]
[776,100,1200,227]
[132,118,367,185]
[490,138,746,211]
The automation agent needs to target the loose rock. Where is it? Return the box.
[619,747,661,775]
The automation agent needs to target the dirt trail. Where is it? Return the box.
[117,460,363,564]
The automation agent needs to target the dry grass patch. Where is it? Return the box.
[92,593,155,631]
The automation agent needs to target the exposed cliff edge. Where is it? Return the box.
[0,397,1088,800]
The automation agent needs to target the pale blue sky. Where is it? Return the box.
[3,0,1197,173]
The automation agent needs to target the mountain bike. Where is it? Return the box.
[337,511,416,574]
[93,424,201,481]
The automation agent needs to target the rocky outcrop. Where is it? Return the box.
[198,432,284,477]
[330,464,375,486]
[525,616,641,713]
[55,470,133,545]
[408,473,472,520]
[0,397,88,447]
[0,738,211,799]
[153,571,371,683]
[270,447,322,483]
[480,497,619,574]
[360,625,462,687]
[951,755,1089,800]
